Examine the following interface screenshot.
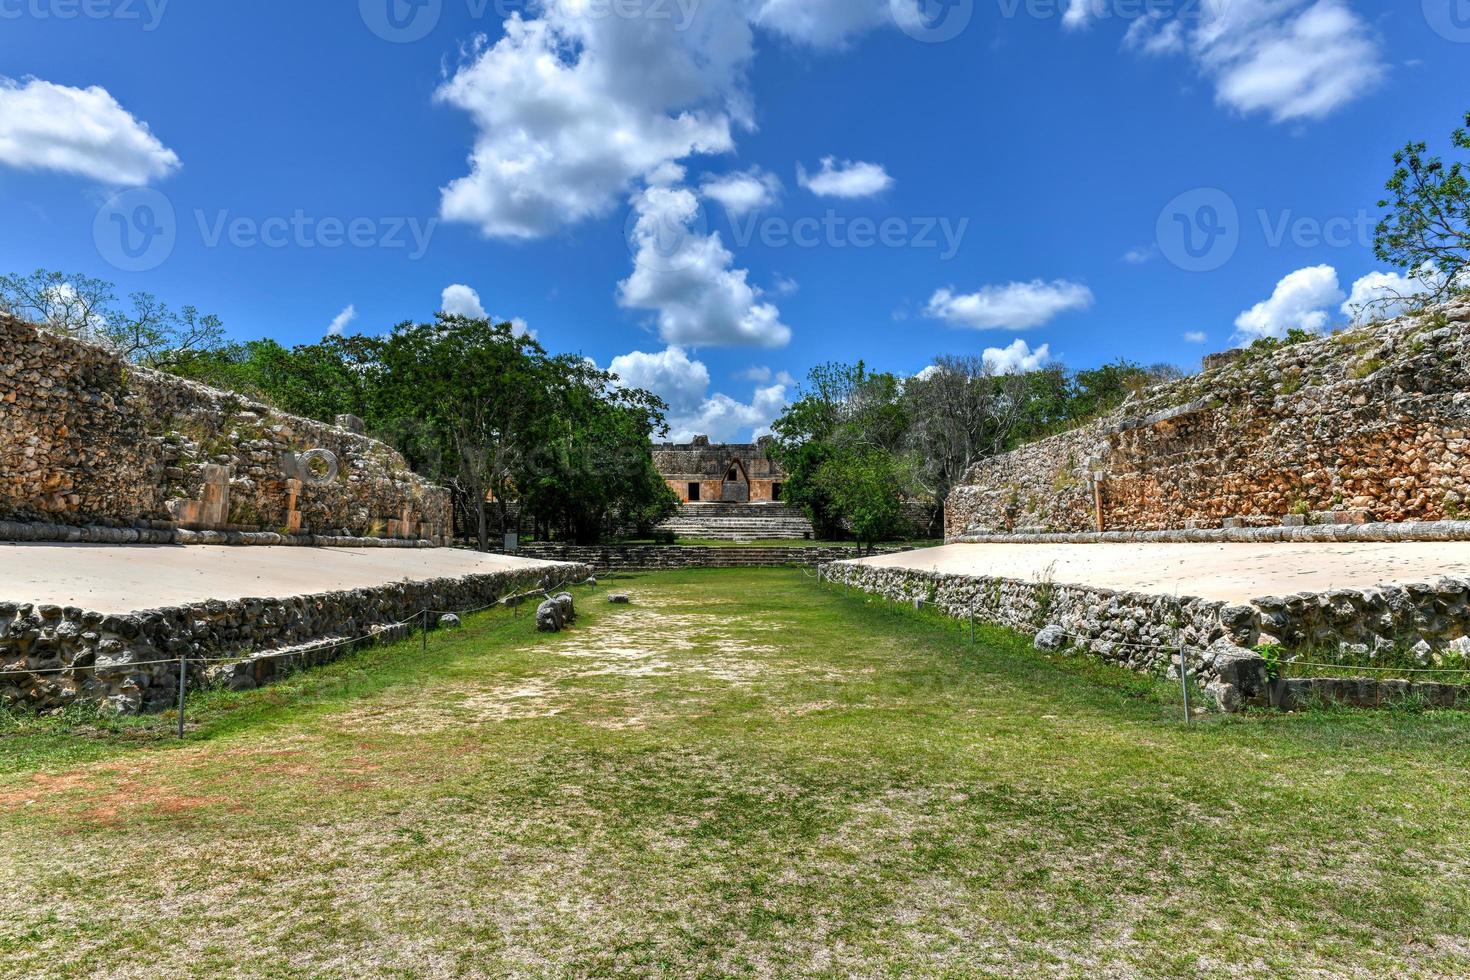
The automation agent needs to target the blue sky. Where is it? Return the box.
[2,0,1466,440]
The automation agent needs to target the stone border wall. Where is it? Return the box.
[0,560,591,714]
[1,314,450,541]
[0,519,442,548]
[946,299,1470,539]
[508,543,913,572]
[822,561,1470,707]
[950,519,1470,545]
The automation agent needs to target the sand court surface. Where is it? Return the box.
[849,541,1470,605]
[0,544,564,613]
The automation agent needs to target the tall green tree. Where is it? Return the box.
[1375,108,1470,308]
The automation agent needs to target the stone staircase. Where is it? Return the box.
[657,503,815,541]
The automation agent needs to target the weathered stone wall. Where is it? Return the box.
[0,314,450,540]
[0,560,592,714]
[823,560,1470,694]
[507,542,912,572]
[947,299,1470,538]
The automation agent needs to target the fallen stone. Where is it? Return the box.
[608,594,632,605]
[438,614,462,630]
[1034,624,1067,652]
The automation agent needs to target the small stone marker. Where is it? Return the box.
[1034,625,1067,652]
[536,593,577,633]
[439,614,462,629]
[608,594,632,605]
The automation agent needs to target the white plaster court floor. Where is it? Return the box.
[847,542,1470,605]
[0,544,569,614]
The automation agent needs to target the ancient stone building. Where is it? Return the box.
[945,299,1470,540]
[0,314,450,542]
[653,436,789,504]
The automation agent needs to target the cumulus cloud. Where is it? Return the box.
[925,280,1094,331]
[1234,264,1344,340]
[1084,0,1384,124]
[0,77,179,185]
[1341,267,1435,324]
[608,345,791,442]
[701,167,782,216]
[796,157,894,198]
[441,283,488,320]
[752,0,891,47]
[440,283,535,338]
[619,184,791,348]
[434,9,752,239]
[1184,330,1209,344]
[982,339,1053,375]
[327,305,357,337]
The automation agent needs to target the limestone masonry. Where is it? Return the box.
[946,300,1470,540]
[1,313,450,542]
[654,436,788,504]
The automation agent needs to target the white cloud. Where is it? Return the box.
[738,365,773,383]
[434,9,752,239]
[1184,330,1209,344]
[441,283,488,320]
[983,339,1053,375]
[1234,264,1344,340]
[1342,268,1435,324]
[752,0,891,47]
[619,184,791,348]
[0,77,179,185]
[1095,1,1384,124]
[440,283,535,338]
[1062,0,1094,30]
[796,156,894,198]
[609,346,711,414]
[925,280,1094,331]
[608,345,790,443]
[701,167,782,216]
[770,273,800,296]
[327,305,357,337]
[1123,245,1157,264]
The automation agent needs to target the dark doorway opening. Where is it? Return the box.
[688,482,701,502]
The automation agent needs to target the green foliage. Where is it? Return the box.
[1374,108,1470,306]
[1256,642,1286,682]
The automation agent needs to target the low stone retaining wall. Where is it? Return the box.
[506,543,910,572]
[0,519,439,548]
[822,561,1470,709]
[0,561,592,714]
[950,520,1470,545]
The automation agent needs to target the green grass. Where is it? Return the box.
[610,537,940,550]
[3,569,1469,977]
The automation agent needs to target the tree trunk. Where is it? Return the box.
[477,498,489,552]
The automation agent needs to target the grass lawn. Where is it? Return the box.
[3,569,1469,977]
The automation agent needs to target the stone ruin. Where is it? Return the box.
[945,299,1470,540]
[0,313,450,543]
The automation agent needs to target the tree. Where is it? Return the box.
[1374,109,1470,308]
[822,448,905,551]
[0,269,224,368]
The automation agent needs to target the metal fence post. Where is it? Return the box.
[176,656,188,739]
[1179,642,1192,725]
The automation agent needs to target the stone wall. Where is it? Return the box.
[0,314,450,541]
[947,299,1470,538]
[823,560,1470,700]
[508,543,911,572]
[0,560,592,714]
